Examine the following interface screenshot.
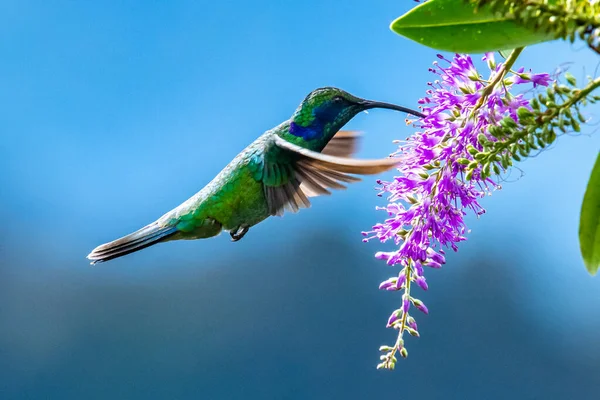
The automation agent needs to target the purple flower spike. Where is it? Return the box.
[366,52,552,367]
[366,53,552,282]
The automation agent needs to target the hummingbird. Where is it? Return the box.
[87,87,423,264]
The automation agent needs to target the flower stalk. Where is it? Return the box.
[471,47,524,116]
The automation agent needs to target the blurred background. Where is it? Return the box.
[1,1,600,399]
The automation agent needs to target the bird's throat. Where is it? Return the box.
[289,121,322,141]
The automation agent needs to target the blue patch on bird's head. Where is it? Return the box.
[288,87,365,144]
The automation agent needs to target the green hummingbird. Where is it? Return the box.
[87,87,423,264]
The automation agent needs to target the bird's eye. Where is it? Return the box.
[333,96,344,103]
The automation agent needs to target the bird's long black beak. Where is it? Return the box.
[359,100,424,118]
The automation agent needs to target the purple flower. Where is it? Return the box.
[369,53,552,368]
[365,52,551,273]
[531,72,551,87]
[508,67,551,88]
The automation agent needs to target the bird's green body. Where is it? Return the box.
[167,130,275,240]
[87,88,423,264]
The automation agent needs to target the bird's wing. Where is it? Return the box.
[320,130,361,158]
[257,133,400,217]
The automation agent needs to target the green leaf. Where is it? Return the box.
[579,152,600,276]
[498,49,514,59]
[390,0,557,53]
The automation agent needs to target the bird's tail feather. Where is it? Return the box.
[87,223,178,265]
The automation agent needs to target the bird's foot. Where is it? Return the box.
[230,225,249,242]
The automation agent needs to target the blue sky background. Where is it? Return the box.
[1,1,600,399]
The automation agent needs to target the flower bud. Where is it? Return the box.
[413,261,424,277]
[500,117,518,129]
[402,295,411,314]
[375,251,392,261]
[415,275,429,291]
[379,278,397,290]
[406,327,420,337]
[412,298,429,315]
[407,316,418,331]
[477,133,489,146]
[565,72,577,86]
[387,310,401,327]
[427,249,446,264]
[493,163,501,175]
[483,52,496,70]
[400,347,408,358]
[396,272,407,289]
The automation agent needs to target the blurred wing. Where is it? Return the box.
[320,130,362,158]
[259,133,400,217]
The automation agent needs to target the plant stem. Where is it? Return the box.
[483,76,600,163]
[385,264,412,368]
[562,76,600,109]
[471,47,524,116]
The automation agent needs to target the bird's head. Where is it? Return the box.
[288,87,423,145]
